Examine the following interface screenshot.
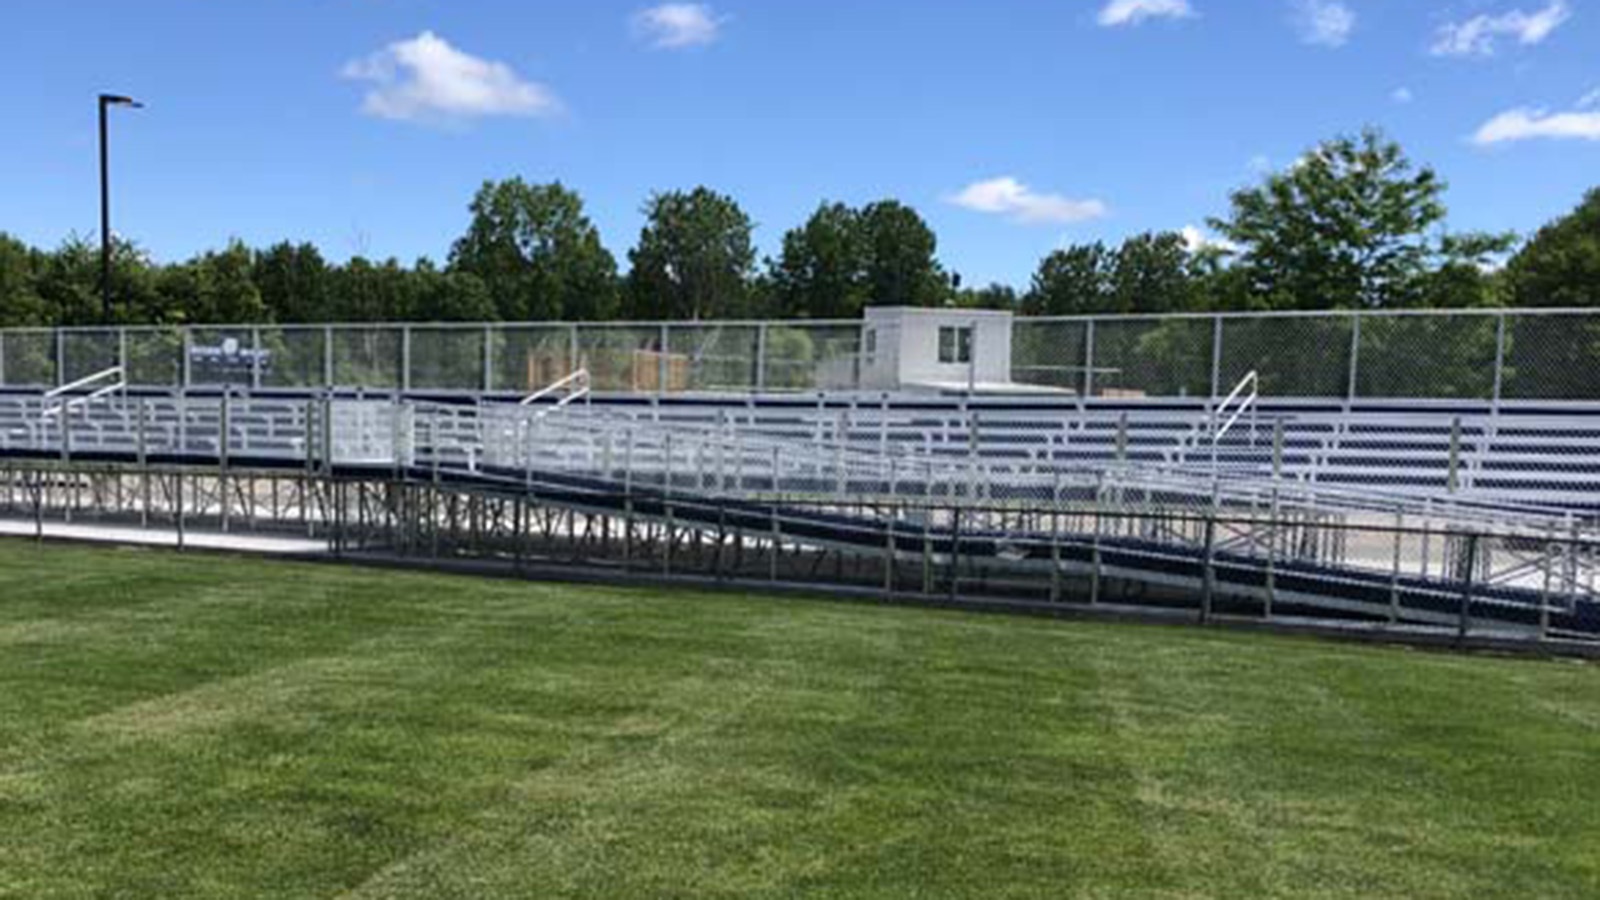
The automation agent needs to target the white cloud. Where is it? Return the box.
[342,31,560,123]
[946,177,1108,225]
[632,4,724,49]
[1579,87,1600,110]
[1430,2,1570,58]
[1181,225,1239,255]
[1472,107,1600,144]
[1097,0,1195,27]
[1392,87,1415,104]
[1292,0,1355,47]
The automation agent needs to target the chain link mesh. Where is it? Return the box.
[575,325,661,392]
[60,330,119,383]
[0,331,53,387]
[1090,318,1213,398]
[123,327,183,387]
[1356,315,1498,400]
[1220,315,1355,398]
[1010,320,1088,392]
[1501,313,1600,401]
[666,324,761,392]
[493,326,573,394]
[10,311,1600,401]
[258,327,326,389]
[331,326,402,389]
[762,324,861,391]
[409,327,483,391]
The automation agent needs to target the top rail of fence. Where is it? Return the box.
[3,307,1599,402]
[11,306,1600,334]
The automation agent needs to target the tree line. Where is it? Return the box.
[0,129,1596,329]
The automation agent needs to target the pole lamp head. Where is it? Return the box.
[99,94,144,109]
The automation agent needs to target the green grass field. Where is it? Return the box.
[1,540,1598,899]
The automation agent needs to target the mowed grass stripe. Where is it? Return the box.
[0,538,1597,898]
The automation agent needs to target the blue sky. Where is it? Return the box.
[2,0,1596,288]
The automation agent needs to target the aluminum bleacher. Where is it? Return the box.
[4,308,1600,646]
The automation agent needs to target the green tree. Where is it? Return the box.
[1210,128,1511,310]
[327,257,417,322]
[626,187,756,320]
[956,283,1019,310]
[1110,231,1194,314]
[151,243,265,326]
[450,179,619,322]
[1505,187,1600,309]
[1023,243,1112,315]
[254,241,331,323]
[0,233,48,327]
[35,234,158,326]
[859,200,946,307]
[411,259,496,322]
[199,241,267,323]
[770,202,869,318]
[1501,188,1600,399]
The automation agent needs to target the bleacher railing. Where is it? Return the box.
[2,308,1598,402]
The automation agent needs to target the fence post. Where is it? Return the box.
[220,392,231,533]
[659,323,670,396]
[1345,314,1361,405]
[1083,319,1097,398]
[1457,532,1480,643]
[1201,512,1217,624]
[137,397,149,527]
[1209,315,1223,399]
[568,324,580,374]
[118,327,128,379]
[1389,510,1403,624]
[401,325,412,393]
[250,326,263,392]
[0,331,7,386]
[1447,417,1462,494]
[173,470,185,550]
[54,330,65,388]
[883,503,896,598]
[1491,313,1507,409]
[180,327,193,391]
[322,395,334,477]
[323,325,334,389]
[755,322,768,393]
[1539,529,1555,641]
[1272,418,1285,481]
[1050,471,1062,603]
[948,508,962,602]
[482,324,494,393]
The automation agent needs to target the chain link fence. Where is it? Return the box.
[4,310,1600,401]
[1012,309,1600,403]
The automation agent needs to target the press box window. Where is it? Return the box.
[938,326,972,364]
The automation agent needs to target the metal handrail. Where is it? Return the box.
[41,366,126,421]
[519,368,590,407]
[2,389,1589,538]
[43,366,124,400]
[1211,371,1259,447]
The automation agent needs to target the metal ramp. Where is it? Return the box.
[1,389,1597,641]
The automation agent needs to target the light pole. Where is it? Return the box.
[99,93,142,325]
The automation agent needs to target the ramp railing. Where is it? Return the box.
[519,368,591,416]
[40,366,125,421]
[1209,370,1259,471]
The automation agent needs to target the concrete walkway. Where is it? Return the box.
[0,517,328,555]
